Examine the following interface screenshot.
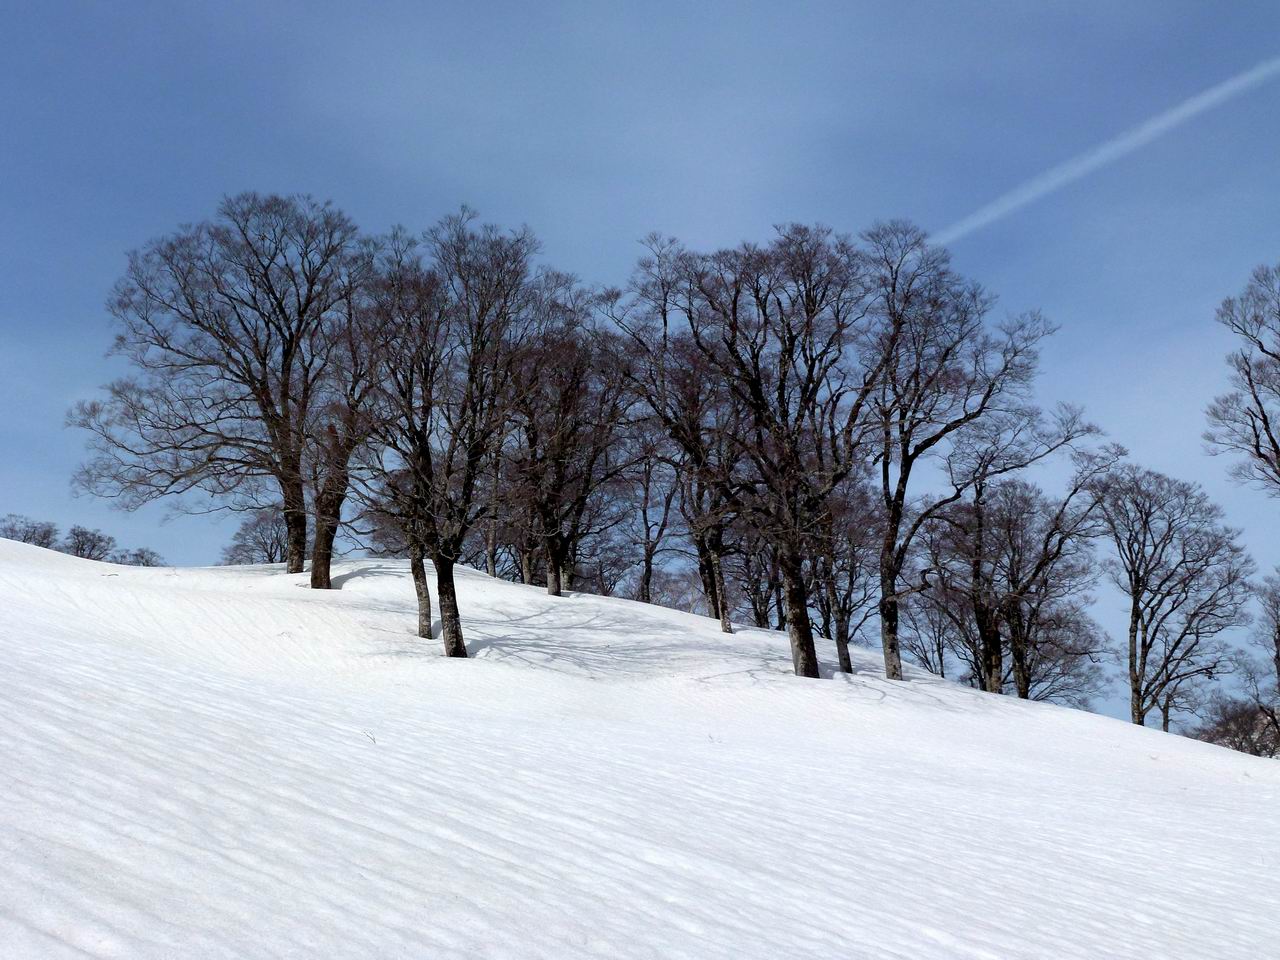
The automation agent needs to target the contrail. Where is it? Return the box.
[932,56,1280,246]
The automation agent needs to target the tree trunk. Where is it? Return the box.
[485,520,498,579]
[309,458,349,589]
[1006,607,1031,698]
[309,516,338,589]
[433,555,467,658]
[699,558,716,613]
[878,561,905,681]
[1131,692,1146,726]
[1271,625,1280,690]
[1160,698,1172,733]
[778,551,819,678]
[520,545,535,585]
[975,609,1002,694]
[638,547,655,605]
[710,549,733,634]
[282,483,308,575]
[1128,601,1144,725]
[409,543,434,639]
[693,534,718,616]
[545,538,563,597]
[834,611,852,674]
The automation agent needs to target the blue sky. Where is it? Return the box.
[3,2,1279,590]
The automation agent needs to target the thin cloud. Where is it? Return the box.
[933,56,1280,246]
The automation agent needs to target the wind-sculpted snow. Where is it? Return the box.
[1,540,1276,958]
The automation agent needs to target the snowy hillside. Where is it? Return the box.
[1,538,1276,959]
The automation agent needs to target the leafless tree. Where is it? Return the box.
[646,566,714,616]
[59,525,116,561]
[111,547,166,567]
[867,221,1089,682]
[615,236,742,633]
[0,514,59,548]
[360,213,537,657]
[922,453,1116,697]
[725,526,779,630]
[621,427,680,604]
[1010,600,1109,709]
[507,290,633,597]
[1095,464,1254,726]
[623,226,888,676]
[901,588,955,678]
[810,478,880,673]
[1205,261,1280,492]
[302,261,380,589]
[70,193,370,585]
[1224,570,1280,747]
[221,507,291,564]
[1193,694,1279,757]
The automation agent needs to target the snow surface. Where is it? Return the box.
[1,538,1277,959]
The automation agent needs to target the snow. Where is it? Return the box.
[1,538,1276,959]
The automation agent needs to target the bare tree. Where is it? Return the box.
[302,258,380,589]
[111,547,166,566]
[621,427,680,604]
[900,594,954,678]
[361,214,537,657]
[0,514,59,548]
[70,193,369,584]
[616,236,742,634]
[1095,464,1253,727]
[1256,570,1280,688]
[507,293,633,597]
[867,221,1087,682]
[923,453,1115,698]
[59,525,116,561]
[626,226,886,677]
[1193,694,1279,757]
[810,478,880,673]
[1227,571,1280,748]
[1205,261,1280,492]
[221,508,291,564]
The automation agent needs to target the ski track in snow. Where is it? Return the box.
[0,540,1276,958]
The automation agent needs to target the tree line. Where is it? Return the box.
[57,192,1280,753]
[0,513,164,566]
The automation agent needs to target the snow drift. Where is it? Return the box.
[0,538,1276,958]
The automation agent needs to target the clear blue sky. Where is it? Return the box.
[3,0,1279,583]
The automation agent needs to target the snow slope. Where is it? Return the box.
[1,538,1276,959]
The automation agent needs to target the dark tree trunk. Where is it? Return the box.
[545,537,563,597]
[485,521,498,579]
[779,551,819,678]
[1008,610,1031,699]
[1128,602,1145,725]
[1271,626,1280,691]
[975,608,1003,694]
[710,549,733,634]
[638,547,655,604]
[1160,698,1172,733]
[520,546,536,585]
[309,445,351,589]
[878,561,905,681]
[835,611,853,674]
[310,516,338,589]
[282,483,308,575]
[433,555,468,658]
[409,544,434,639]
[692,534,719,617]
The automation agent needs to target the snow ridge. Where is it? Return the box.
[1,539,1276,959]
